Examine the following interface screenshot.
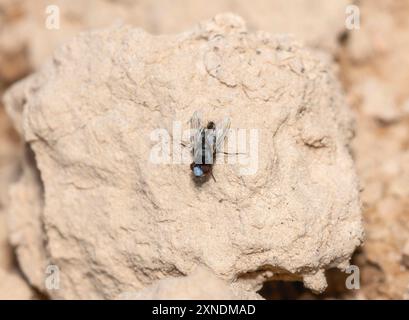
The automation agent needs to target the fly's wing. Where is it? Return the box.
[215,116,231,152]
[193,136,203,163]
[205,128,217,149]
[190,111,205,162]
[204,129,216,163]
[190,111,203,147]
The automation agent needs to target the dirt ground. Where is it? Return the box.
[338,0,409,300]
[0,0,408,299]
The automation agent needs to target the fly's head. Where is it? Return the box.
[190,163,212,180]
[192,164,204,177]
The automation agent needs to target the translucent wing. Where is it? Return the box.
[190,111,203,146]
[215,116,231,152]
[205,128,217,149]
[203,129,216,164]
[193,138,214,164]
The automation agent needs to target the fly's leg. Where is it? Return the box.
[216,151,246,155]
[180,141,191,148]
[210,171,217,182]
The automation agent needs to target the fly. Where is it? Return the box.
[186,111,231,182]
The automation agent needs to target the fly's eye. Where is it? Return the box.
[193,166,204,177]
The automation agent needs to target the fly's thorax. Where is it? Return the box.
[206,121,216,130]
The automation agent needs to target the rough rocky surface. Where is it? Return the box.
[2,0,408,301]
[0,93,32,299]
[0,106,19,207]
[0,81,27,299]
[0,0,356,300]
[117,267,260,300]
[3,14,363,299]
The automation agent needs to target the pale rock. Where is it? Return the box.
[0,105,20,208]
[3,14,363,299]
[303,271,328,293]
[116,267,256,300]
[7,145,48,292]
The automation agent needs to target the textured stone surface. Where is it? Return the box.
[0,106,19,208]
[7,145,47,291]
[3,14,363,299]
[117,267,260,300]
[0,0,354,299]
